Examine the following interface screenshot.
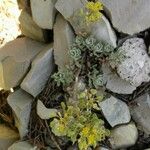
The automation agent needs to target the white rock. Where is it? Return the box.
[109,123,138,149]
[0,37,47,89]
[100,96,131,127]
[31,0,57,29]
[0,124,19,150]
[130,93,150,134]
[117,38,150,87]
[21,44,54,97]
[8,141,37,150]
[54,14,75,68]
[37,100,58,119]
[7,89,33,138]
[102,63,136,94]
[91,15,117,47]
[100,0,150,34]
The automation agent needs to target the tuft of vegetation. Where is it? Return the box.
[50,89,110,150]
[52,68,74,87]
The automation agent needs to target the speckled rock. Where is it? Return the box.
[116,38,150,87]
[130,93,150,134]
[99,96,131,127]
[100,0,150,34]
[102,63,136,94]
[109,123,138,149]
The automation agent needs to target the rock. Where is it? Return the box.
[91,15,117,47]
[102,63,136,94]
[0,0,21,47]
[8,141,37,150]
[54,14,75,68]
[100,0,150,34]
[31,0,57,29]
[2,56,30,89]
[109,123,138,149]
[19,10,47,42]
[116,38,150,87]
[95,147,109,150]
[0,37,46,89]
[130,93,150,134]
[7,89,33,138]
[37,100,58,119]
[0,124,19,150]
[21,44,54,97]
[99,96,131,127]
[55,0,84,20]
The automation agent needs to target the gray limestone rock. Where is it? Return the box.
[102,63,136,94]
[0,125,19,150]
[99,96,131,127]
[8,141,37,150]
[0,37,46,89]
[109,123,138,149]
[21,44,54,97]
[31,0,57,29]
[130,93,150,134]
[54,14,75,69]
[7,89,33,138]
[100,0,150,34]
[2,56,30,89]
[37,100,58,119]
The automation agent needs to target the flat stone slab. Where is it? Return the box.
[7,89,33,138]
[21,44,54,97]
[100,96,131,127]
[101,0,150,34]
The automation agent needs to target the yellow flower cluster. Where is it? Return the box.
[85,1,103,23]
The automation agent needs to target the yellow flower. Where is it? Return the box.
[86,1,103,12]
[88,134,96,146]
[81,126,90,137]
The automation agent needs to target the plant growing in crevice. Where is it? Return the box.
[52,68,74,87]
[50,89,110,150]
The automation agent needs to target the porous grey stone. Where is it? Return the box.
[100,0,150,34]
[99,96,131,127]
[37,100,58,119]
[0,125,19,150]
[116,38,150,87]
[21,44,54,97]
[0,37,46,89]
[109,123,138,149]
[54,14,75,68]
[8,141,37,150]
[130,93,150,134]
[102,63,136,94]
[31,0,57,29]
[7,89,33,138]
